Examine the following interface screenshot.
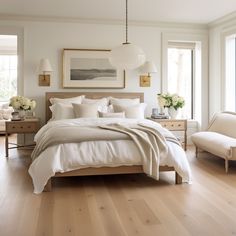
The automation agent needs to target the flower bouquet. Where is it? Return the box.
[9,96,36,119]
[157,93,185,110]
[157,93,185,119]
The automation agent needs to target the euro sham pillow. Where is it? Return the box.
[113,103,147,119]
[82,97,109,113]
[72,103,99,118]
[50,95,84,105]
[109,97,140,107]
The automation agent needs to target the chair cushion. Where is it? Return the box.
[208,112,236,139]
[191,131,236,159]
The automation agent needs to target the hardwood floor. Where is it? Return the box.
[1,135,236,236]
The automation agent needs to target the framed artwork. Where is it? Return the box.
[62,49,125,88]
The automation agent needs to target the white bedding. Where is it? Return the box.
[29,118,191,193]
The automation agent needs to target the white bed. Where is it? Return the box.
[28,92,191,193]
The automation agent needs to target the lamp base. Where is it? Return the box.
[39,75,50,86]
[140,75,151,87]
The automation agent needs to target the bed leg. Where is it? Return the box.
[195,147,198,158]
[175,172,182,184]
[225,158,229,173]
[43,178,52,192]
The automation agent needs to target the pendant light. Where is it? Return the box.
[109,0,146,70]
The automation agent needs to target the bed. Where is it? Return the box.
[28,92,191,193]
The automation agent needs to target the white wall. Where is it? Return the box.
[0,18,208,128]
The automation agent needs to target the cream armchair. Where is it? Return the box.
[191,112,236,173]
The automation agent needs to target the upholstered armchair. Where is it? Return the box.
[191,112,236,173]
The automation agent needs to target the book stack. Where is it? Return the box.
[151,114,169,119]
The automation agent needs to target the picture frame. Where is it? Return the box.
[62,49,125,88]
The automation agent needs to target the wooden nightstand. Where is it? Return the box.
[5,118,40,158]
[148,118,187,150]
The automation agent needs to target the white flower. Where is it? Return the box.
[10,96,36,111]
[157,93,185,110]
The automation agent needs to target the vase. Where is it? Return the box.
[18,110,26,119]
[168,107,178,119]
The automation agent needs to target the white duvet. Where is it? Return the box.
[29,118,191,193]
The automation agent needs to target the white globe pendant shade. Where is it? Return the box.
[109,43,146,70]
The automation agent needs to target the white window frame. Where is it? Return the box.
[167,42,195,119]
[0,26,24,97]
[161,32,208,130]
[221,28,236,111]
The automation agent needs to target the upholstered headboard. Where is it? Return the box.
[45,92,144,122]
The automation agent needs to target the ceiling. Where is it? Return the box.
[0,0,236,24]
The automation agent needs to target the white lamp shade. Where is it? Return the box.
[140,61,157,73]
[109,43,146,70]
[38,58,53,73]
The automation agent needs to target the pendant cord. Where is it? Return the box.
[125,0,128,43]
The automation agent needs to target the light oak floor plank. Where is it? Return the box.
[1,135,236,235]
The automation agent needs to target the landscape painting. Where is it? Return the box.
[63,49,125,88]
[70,58,117,81]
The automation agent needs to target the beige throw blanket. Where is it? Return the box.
[31,122,180,180]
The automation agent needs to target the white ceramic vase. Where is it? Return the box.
[18,110,26,119]
[168,107,178,119]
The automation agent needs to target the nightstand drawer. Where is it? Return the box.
[6,121,39,133]
[159,121,186,131]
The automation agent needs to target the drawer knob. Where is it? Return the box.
[178,124,181,126]
[28,126,31,128]
[12,126,15,129]
[171,124,174,127]
[20,126,23,128]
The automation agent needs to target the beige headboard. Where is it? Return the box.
[45,92,144,122]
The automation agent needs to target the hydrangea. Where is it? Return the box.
[157,93,185,110]
[10,96,36,111]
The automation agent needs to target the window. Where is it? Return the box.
[0,55,17,101]
[167,42,195,119]
[0,35,17,102]
[225,34,236,111]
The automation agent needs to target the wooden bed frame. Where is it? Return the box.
[44,92,182,191]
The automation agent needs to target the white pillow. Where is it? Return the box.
[50,95,84,105]
[50,103,75,120]
[109,97,140,106]
[98,111,125,118]
[113,103,147,119]
[72,103,98,118]
[0,110,4,120]
[3,108,13,120]
[82,98,109,112]
[1,102,9,109]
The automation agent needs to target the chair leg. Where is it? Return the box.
[225,159,229,173]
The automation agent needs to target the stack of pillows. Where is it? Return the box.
[49,95,147,121]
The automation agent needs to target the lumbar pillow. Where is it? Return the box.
[98,111,125,118]
[113,103,147,119]
[72,103,99,118]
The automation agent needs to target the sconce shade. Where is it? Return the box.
[140,61,157,74]
[38,58,53,74]
[109,43,146,70]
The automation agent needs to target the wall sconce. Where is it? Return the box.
[38,58,53,86]
[139,61,157,87]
